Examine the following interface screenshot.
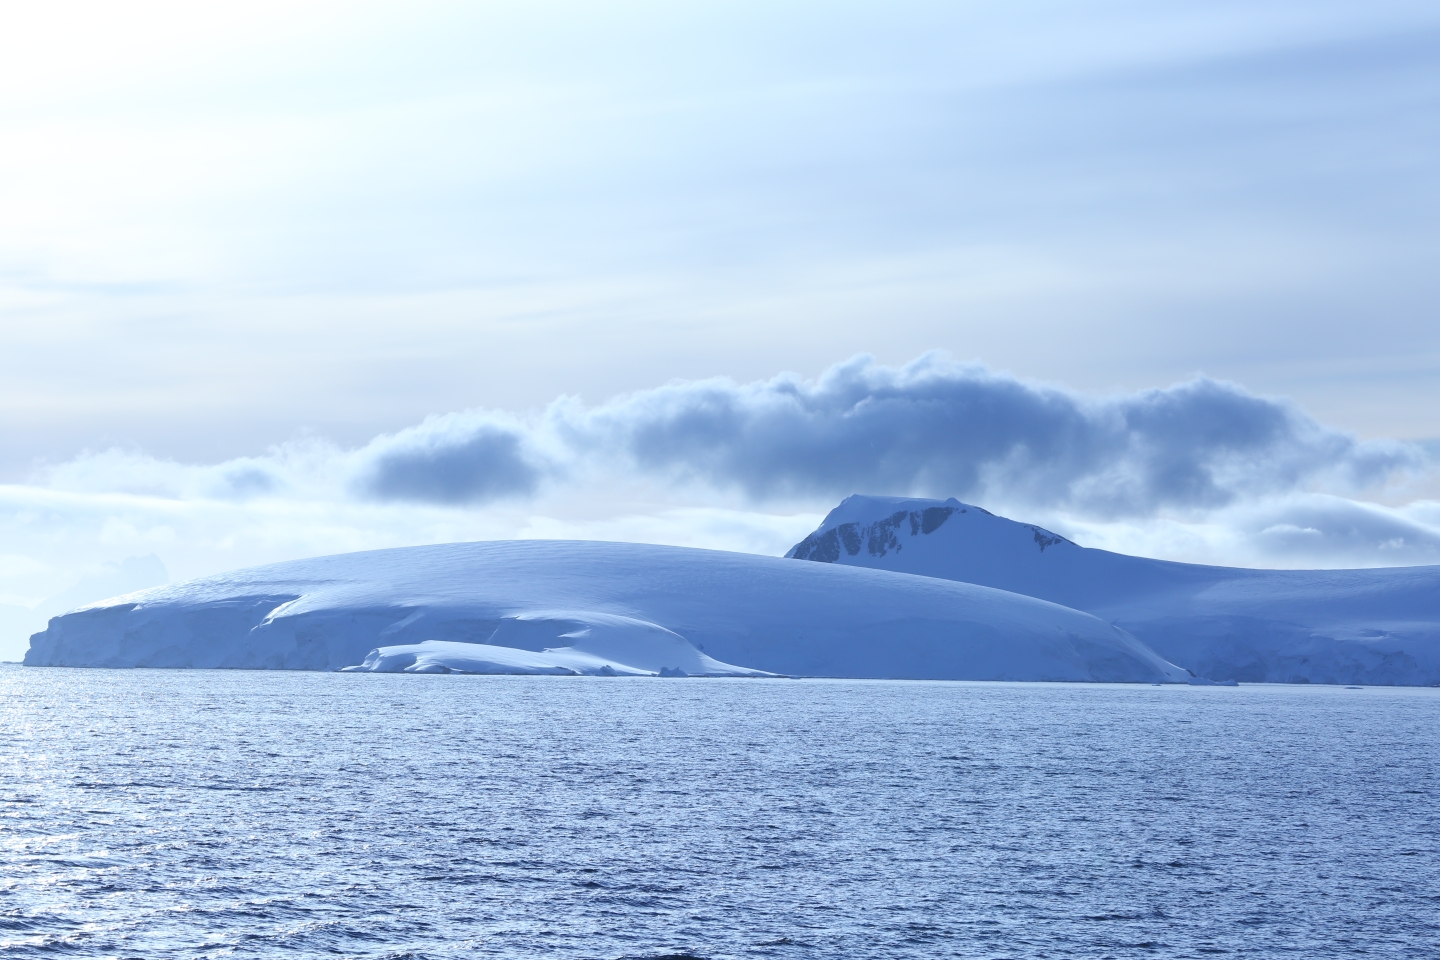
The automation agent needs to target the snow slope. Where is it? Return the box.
[24,539,1188,682]
[788,496,1440,685]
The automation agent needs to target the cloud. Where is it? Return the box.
[555,353,1425,515]
[33,353,1433,519]
[1041,494,1440,571]
[1245,496,1440,566]
[39,445,322,501]
[352,412,544,505]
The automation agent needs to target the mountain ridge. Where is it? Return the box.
[786,494,1440,685]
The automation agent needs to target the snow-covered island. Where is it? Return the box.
[26,494,1438,684]
[788,495,1440,685]
[23,539,1187,682]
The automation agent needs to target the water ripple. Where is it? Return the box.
[0,668,1437,958]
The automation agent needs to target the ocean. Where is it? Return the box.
[2,667,1436,958]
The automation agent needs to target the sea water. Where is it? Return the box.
[1,667,1436,959]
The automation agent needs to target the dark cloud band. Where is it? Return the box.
[561,353,1421,514]
[343,353,1425,514]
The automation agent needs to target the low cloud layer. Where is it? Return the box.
[41,353,1431,519]
[1047,495,1440,571]
[1243,496,1440,566]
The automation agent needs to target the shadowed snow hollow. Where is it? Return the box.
[25,540,1187,682]
[788,495,1440,685]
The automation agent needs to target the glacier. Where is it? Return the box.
[24,539,1189,682]
[788,495,1440,686]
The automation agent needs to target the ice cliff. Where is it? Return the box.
[789,495,1440,685]
[24,539,1188,682]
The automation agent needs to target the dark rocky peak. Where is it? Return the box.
[787,503,973,562]
[787,495,1071,563]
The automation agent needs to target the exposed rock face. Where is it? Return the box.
[788,499,1070,562]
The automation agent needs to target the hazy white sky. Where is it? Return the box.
[2,0,1438,651]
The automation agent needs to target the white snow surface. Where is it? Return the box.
[788,495,1440,685]
[342,613,771,677]
[24,539,1188,682]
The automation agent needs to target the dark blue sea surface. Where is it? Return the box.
[1,668,1437,959]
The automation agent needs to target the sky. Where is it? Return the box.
[2,0,1438,655]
